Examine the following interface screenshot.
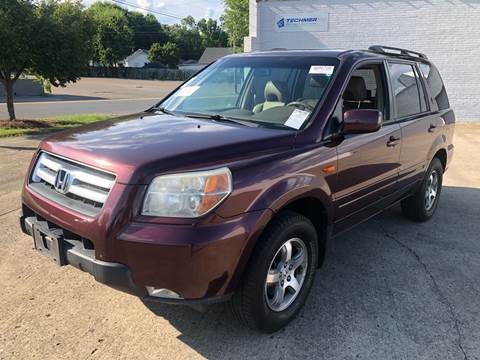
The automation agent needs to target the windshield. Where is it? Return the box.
[159,56,338,130]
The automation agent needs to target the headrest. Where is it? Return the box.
[264,81,289,102]
[344,76,367,101]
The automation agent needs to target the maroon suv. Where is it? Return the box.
[20,45,454,332]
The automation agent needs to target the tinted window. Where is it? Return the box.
[415,67,427,112]
[388,63,421,118]
[419,63,450,111]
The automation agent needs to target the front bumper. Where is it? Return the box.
[20,203,270,304]
[21,213,147,296]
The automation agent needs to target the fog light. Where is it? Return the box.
[146,287,182,299]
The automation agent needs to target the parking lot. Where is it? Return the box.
[0,78,183,119]
[0,124,479,359]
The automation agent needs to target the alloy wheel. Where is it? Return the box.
[264,237,308,312]
[425,170,439,211]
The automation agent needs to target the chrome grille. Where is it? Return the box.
[29,152,116,217]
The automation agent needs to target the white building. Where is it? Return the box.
[124,49,149,68]
[245,0,480,121]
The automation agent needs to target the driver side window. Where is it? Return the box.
[331,63,387,129]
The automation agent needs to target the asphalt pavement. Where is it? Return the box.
[0,124,479,359]
[0,78,182,119]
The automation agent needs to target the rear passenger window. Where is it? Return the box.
[418,63,450,111]
[388,63,422,118]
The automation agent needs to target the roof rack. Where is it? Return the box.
[368,45,428,60]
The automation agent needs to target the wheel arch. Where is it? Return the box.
[433,148,447,171]
[226,180,334,294]
[280,196,330,267]
[427,133,448,170]
[265,184,333,255]
[233,189,332,290]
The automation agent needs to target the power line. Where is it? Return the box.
[109,0,183,20]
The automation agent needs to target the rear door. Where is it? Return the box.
[387,61,442,189]
[333,62,402,231]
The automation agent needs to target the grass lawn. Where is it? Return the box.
[0,114,113,138]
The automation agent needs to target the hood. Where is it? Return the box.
[40,113,296,184]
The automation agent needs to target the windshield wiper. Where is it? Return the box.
[183,113,258,127]
[151,106,177,116]
[152,110,292,130]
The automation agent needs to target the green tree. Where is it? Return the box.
[35,1,94,85]
[165,17,203,60]
[181,16,196,28]
[0,0,35,120]
[127,11,166,51]
[0,0,93,120]
[197,18,228,48]
[222,0,248,51]
[148,42,180,69]
[87,2,133,67]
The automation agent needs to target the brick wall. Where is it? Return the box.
[246,0,480,121]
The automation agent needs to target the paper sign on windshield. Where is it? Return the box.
[309,65,334,76]
[174,86,200,97]
[284,109,311,130]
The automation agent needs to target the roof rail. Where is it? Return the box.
[368,45,428,60]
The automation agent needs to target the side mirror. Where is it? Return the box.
[343,109,382,134]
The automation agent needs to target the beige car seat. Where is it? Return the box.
[253,81,290,113]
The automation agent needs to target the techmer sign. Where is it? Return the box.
[275,13,329,32]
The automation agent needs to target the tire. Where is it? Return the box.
[228,210,319,333]
[401,157,443,222]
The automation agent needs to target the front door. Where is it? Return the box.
[331,63,402,232]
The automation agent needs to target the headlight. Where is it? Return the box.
[142,167,232,218]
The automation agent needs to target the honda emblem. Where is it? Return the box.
[54,169,71,194]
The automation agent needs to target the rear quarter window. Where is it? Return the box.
[418,63,450,111]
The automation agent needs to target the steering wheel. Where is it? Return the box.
[287,100,315,111]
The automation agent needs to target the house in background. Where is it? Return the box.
[122,47,233,71]
[124,49,149,68]
[178,59,204,72]
[198,47,233,66]
[178,48,233,73]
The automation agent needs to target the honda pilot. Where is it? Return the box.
[20,46,455,332]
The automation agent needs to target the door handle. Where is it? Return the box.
[387,136,400,147]
[428,124,436,133]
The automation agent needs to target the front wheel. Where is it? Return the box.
[401,157,444,222]
[228,211,319,333]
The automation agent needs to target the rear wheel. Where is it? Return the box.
[229,211,318,333]
[401,157,443,222]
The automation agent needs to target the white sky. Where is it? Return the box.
[83,0,225,24]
